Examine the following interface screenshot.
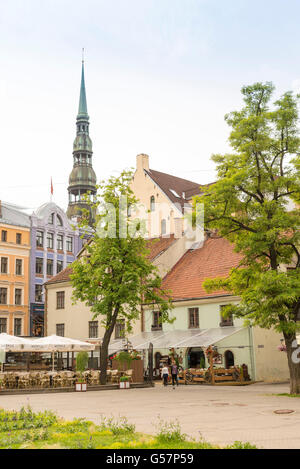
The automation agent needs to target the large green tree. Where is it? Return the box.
[71,170,172,385]
[194,82,300,393]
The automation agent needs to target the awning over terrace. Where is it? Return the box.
[108,327,243,353]
[0,334,95,352]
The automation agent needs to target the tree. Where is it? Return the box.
[194,82,300,393]
[71,170,172,385]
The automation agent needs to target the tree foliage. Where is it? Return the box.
[194,82,300,392]
[71,170,172,384]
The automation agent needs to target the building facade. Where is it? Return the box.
[142,235,289,382]
[130,153,205,238]
[0,202,31,336]
[29,202,82,336]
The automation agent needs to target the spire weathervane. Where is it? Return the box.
[82,47,84,63]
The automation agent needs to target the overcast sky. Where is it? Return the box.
[1,0,300,211]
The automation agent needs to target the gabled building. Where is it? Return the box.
[0,201,31,336]
[131,154,209,238]
[140,235,289,382]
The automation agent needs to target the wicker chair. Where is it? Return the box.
[111,370,120,384]
[124,369,133,383]
[90,370,100,385]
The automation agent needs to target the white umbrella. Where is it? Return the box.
[0,333,32,351]
[31,335,95,371]
[0,333,33,371]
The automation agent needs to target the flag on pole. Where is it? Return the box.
[51,178,53,196]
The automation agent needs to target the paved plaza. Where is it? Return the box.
[1,383,300,449]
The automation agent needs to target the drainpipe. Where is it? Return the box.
[249,325,256,381]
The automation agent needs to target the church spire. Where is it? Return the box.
[78,57,88,118]
[67,54,97,223]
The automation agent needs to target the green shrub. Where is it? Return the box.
[76,351,89,381]
[155,418,187,443]
[99,416,135,435]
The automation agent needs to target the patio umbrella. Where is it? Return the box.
[0,333,33,371]
[0,333,32,351]
[32,335,95,371]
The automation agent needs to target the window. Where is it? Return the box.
[161,219,166,235]
[35,285,43,303]
[1,230,7,242]
[57,215,63,226]
[47,259,53,276]
[36,257,43,275]
[66,236,73,252]
[150,196,155,212]
[15,289,22,306]
[56,324,65,337]
[56,291,65,309]
[152,311,162,331]
[1,257,8,274]
[47,232,54,249]
[16,233,22,244]
[188,308,199,329]
[57,234,63,251]
[0,318,7,333]
[115,319,125,339]
[36,231,44,248]
[15,259,22,276]
[220,305,233,327]
[0,288,7,305]
[48,213,54,224]
[57,260,64,274]
[89,321,98,338]
[14,318,22,336]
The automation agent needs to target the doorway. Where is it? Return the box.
[225,350,234,368]
[187,348,205,368]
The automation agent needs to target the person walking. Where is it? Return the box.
[171,361,178,389]
[161,365,169,387]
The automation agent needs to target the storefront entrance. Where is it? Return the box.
[187,347,205,368]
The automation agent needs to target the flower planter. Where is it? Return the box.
[119,381,130,389]
[75,382,87,392]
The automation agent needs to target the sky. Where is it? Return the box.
[1,0,300,211]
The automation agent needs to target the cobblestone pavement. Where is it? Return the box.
[1,382,299,448]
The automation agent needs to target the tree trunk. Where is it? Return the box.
[100,338,109,385]
[284,332,300,394]
[99,308,120,385]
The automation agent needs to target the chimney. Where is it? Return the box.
[174,217,183,239]
[136,154,149,172]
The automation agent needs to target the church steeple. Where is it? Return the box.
[78,60,88,117]
[67,57,97,222]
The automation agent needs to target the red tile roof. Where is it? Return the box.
[161,236,242,301]
[45,236,176,286]
[146,169,204,209]
[45,266,73,285]
[147,234,176,261]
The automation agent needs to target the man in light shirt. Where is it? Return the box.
[161,365,169,386]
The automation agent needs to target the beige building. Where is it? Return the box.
[130,154,206,238]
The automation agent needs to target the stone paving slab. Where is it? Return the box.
[0,382,299,449]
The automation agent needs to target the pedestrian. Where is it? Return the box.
[171,361,178,389]
[161,365,169,387]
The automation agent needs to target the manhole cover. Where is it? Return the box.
[274,409,295,415]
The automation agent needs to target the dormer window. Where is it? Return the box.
[150,196,155,212]
[57,215,63,227]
